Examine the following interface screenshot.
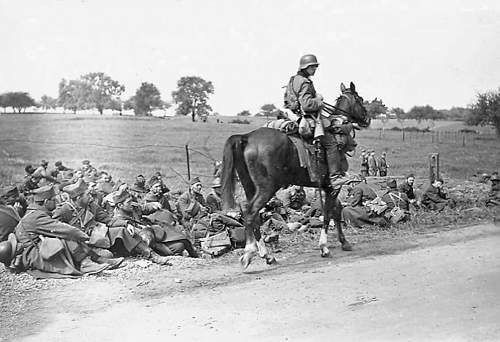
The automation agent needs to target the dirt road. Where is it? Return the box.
[10,223,500,341]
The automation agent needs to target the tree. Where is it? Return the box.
[364,98,387,119]
[0,92,36,113]
[406,105,439,123]
[80,72,125,115]
[237,110,252,116]
[40,95,58,113]
[127,82,164,116]
[390,107,406,127]
[257,103,278,117]
[0,93,8,113]
[172,76,214,122]
[466,88,500,137]
[58,79,92,114]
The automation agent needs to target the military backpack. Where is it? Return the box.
[283,76,301,115]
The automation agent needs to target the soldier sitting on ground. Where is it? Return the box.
[129,174,149,201]
[206,178,223,213]
[399,174,418,207]
[113,191,198,258]
[175,177,211,243]
[144,178,172,212]
[53,180,170,265]
[341,176,387,228]
[421,178,455,211]
[3,185,121,277]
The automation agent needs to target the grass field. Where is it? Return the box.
[0,114,498,192]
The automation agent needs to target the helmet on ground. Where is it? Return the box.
[0,234,17,267]
[299,54,319,70]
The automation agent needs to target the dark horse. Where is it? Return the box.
[221,82,370,269]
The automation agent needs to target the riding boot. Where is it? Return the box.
[133,241,171,265]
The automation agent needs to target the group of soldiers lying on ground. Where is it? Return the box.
[0,158,499,279]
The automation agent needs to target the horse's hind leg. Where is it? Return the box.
[240,187,278,268]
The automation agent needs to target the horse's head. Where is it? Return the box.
[335,82,371,128]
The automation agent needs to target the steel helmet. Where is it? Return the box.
[299,54,319,70]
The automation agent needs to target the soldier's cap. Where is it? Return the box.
[62,179,88,198]
[491,174,500,182]
[154,171,162,177]
[136,174,145,179]
[113,190,131,205]
[386,178,397,189]
[435,178,444,184]
[0,185,19,200]
[55,160,63,167]
[407,173,415,179]
[211,177,222,188]
[40,159,49,166]
[82,160,91,165]
[190,177,202,186]
[382,151,387,155]
[32,185,56,201]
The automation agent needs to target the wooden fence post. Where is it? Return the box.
[185,144,191,181]
[429,153,440,183]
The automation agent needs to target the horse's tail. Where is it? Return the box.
[221,134,249,210]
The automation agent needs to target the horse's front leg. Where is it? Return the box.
[319,189,331,257]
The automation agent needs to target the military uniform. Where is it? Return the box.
[291,69,348,186]
[360,153,369,177]
[129,182,149,201]
[14,204,96,277]
[206,191,222,213]
[53,199,142,253]
[399,181,416,201]
[368,153,378,176]
[422,184,450,211]
[342,182,386,227]
[144,191,172,212]
[378,155,388,177]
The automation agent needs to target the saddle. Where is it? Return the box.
[265,118,357,184]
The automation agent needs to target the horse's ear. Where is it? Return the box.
[340,83,346,92]
[350,82,356,92]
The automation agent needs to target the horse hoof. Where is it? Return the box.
[240,254,253,270]
[266,256,277,265]
[342,243,353,251]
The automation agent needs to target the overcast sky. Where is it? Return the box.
[1,0,499,115]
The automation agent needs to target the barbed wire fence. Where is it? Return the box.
[0,138,221,188]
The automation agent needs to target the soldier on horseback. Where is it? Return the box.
[285,54,355,191]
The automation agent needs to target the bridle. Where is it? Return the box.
[323,91,368,128]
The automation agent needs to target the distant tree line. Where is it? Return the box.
[0,73,214,120]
